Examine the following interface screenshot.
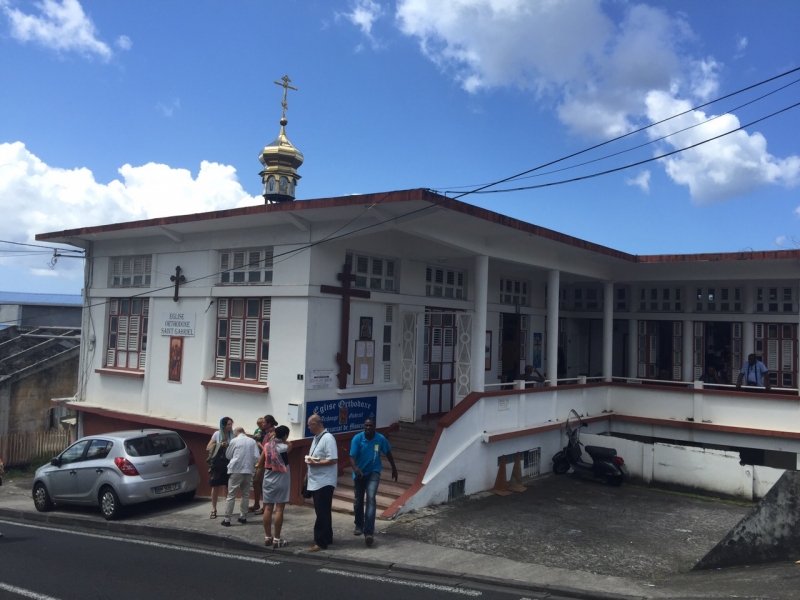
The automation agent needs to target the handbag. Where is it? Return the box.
[301,480,313,499]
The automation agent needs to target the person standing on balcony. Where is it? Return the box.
[349,418,397,547]
[736,354,771,392]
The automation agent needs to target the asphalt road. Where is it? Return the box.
[0,521,535,600]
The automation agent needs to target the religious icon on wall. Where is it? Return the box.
[359,317,373,340]
[533,332,543,369]
[168,336,183,383]
[485,331,492,371]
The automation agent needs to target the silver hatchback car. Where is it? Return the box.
[32,429,200,520]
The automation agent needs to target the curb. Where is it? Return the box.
[0,507,642,600]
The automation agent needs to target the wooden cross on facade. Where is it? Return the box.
[170,266,186,302]
[321,263,370,389]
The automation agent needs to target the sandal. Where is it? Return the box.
[210,510,217,519]
[273,538,289,548]
[254,507,265,515]
[264,536,273,547]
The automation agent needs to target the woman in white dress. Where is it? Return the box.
[260,425,292,548]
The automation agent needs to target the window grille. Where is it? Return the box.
[426,266,466,299]
[111,256,152,287]
[447,478,466,501]
[499,278,529,306]
[345,252,397,292]
[220,248,273,284]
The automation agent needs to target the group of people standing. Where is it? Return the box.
[206,413,397,553]
[206,414,292,548]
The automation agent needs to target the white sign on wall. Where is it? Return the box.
[307,368,335,390]
[160,312,196,337]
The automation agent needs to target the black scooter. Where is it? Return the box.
[552,410,627,486]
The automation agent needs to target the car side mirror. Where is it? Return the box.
[50,457,61,467]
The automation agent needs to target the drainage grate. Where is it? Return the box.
[448,478,466,501]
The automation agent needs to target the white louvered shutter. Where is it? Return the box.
[107,348,116,368]
[230,319,243,339]
[261,298,271,319]
[782,340,793,371]
[215,358,226,378]
[401,313,417,391]
[117,316,128,350]
[110,299,119,314]
[258,361,269,383]
[128,316,140,351]
[139,352,147,370]
[218,298,228,317]
[244,319,258,360]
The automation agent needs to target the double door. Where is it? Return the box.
[420,310,458,416]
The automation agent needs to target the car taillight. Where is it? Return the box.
[114,457,139,476]
[613,456,625,466]
[188,450,196,466]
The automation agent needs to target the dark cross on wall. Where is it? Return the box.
[170,266,186,302]
[321,263,371,389]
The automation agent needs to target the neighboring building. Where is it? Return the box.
[34,93,800,508]
[0,293,82,437]
[0,292,83,330]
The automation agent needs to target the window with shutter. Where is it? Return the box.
[219,248,274,285]
[110,255,152,287]
[106,297,148,371]
[345,251,399,293]
[215,297,271,383]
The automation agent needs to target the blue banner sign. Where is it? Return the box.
[304,396,377,437]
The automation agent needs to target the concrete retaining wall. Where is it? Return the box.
[694,470,800,569]
[582,433,786,501]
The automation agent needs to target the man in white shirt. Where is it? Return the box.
[221,427,261,527]
[305,414,338,551]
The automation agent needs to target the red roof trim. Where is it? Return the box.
[35,187,800,264]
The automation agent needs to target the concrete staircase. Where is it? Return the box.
[307,421,437,518]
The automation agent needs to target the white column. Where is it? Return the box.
[682,319,694,382]
[471,255,489,393]
[797,280,800,396]
[603,282,614,382]
[627,318,637,379]
[743,283,755,359]
[547,270,560,386]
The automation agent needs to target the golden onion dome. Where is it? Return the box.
[259,76,304,203]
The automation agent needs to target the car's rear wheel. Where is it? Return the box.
[33,482,54,512]
[99,486,123,520]
[177,489,196,502]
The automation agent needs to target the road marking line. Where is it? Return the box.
[0,582,63,600]
[317,568,482,597]
[0,520,280,565]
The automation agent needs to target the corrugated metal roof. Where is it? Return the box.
[0,291,82,306]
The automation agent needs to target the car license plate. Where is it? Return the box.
[153,482,181,495]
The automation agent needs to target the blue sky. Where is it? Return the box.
[1,0,799,295]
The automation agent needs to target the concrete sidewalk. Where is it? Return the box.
[1,474,798,599]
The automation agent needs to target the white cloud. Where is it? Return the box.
[737,36,748,52]
[157,98,181,117]
[625,170,651,193]
[1,0,114,60]
[0,142,261,278]
[645,91,800,203]
[395,0,799,203]
[774,235,788,247]
[341,0,383,49]
[115,34,131,50]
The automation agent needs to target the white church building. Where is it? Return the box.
[38,93,800,515]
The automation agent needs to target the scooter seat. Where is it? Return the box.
[585,445,617,459]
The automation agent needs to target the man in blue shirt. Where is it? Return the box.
[736,353,771,392]
[349,418,397,546]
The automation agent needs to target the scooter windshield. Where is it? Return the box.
[565,409,582,438]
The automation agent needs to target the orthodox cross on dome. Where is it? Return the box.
[321,263,371,389]
[273,75,297,122]
[170,266,186,302]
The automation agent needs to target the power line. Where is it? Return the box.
[436,77,800,191]
[0,239,84,253]
[448,100,800,195]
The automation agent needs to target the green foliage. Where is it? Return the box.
[2,454,54,480]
